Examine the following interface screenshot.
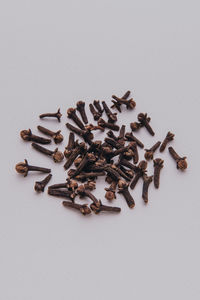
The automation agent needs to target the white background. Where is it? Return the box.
[0,1,199,299]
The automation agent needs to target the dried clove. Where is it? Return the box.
[153,158,164,188]
[89,104,101,120]
[168,147,187,170]
[67,107,85,130]
[64,142,86,170]
[15,159,51,177]
[137,113,155,136]
[76,101,88,124]
[130,160,147,190]
[32,143,64,162]
[144,141,161,160]
[111,90,131,112]
[77,185,101,207]
[71,153,97,178]
[93,100,104,114]
[39,108,62,122]
[90,200,121,214]
[37,125,63,144]
[84,180,96,191]
[98,118,120,131]
[20,129,51,145]
[64,132,75,158]
[48,189,75,200]
[160,132,175,152]
[102,101,117,123]
[130,117,151,132]
[34,174,52,192]
[142,174,153,203]
[125,132,144,148]
[118,180,135,208]
[105,181,117,201]
[66,123,93,145]
[112,95,136,110]
[129,142,139,164]
[62,201,91,215]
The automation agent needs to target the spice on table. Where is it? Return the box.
[39,108,62,122]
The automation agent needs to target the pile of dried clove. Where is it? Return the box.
[15,91,188,216]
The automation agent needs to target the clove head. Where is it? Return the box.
[153,158,164,169]
[177,157,187,170]
[34,181,45,192]
[53,130,63,144]
[20,129,32,141]
[15,160,28,177]
[52,149,64,163]
[144,150,154,160]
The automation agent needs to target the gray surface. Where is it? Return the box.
[0,0,199,299]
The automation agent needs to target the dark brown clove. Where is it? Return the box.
[62,201,91,215]
[90,201,121,214]
[89,104,101,120]
[85,123,105,132]
[153,158,164,188]
[37,125,63,144]
[98,118,120,131]
[74,172,105,181]
[34,174,52,192]
[39,108,62,122]
[102,101,117,123]
[125,132,144,148]
[105,181,117,201]
[66,123,93,145]
[15,159,51,177]
[160,132,175,152]
[32,143,64,162]
[48,189,75,200]
[138,113,155,136]
[144,141,161,160]
[111,90,131,112]
[142,174,153,203]
[129,142,139,164]
[20,129,51,144]
[168,147,187,170]
[112,95,136,110]
[93,100,104,114]
[76,101,88,124]
[118,180,135,208]
[130,160,147,190]
[64,132,75,158]
[64,142,86,170]
[71,153,97,178]
[130,117,151,132]
[77,185,101,207]
[67,108,85,130]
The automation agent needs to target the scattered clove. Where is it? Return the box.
[63,201,91,215]
[144,141,161,160]
[130,160,147,190]
[160,132,175,152]
[15,159,51,177]
[39,108,62,122]
[153,158,164,188]
[137,113,155,136]
[118,180,135,208]
[98,118,120,131]
[37,125,63,144]
[20,129,51,144]
[102,101,117,123]
[67,107,85,130]
[168,147,187,170]
[34,174,52,192]
[76,101,88,124]
[89,104,101,120]
[142,174,153,203]
[32,143,64,162]
[90,201,121,214]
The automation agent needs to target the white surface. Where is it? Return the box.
[0,1,199,299]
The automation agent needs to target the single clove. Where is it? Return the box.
[64,132,75,158]
[67,107,85,130]
[77,185,101,207]
[20,129,51,145]
[129,142,139,164]
[62,201,91,215]
[130,160,147,190]
[160,132,175,152]
[39,108,62,122]
[111,95,136,110]
[153,158,164,188]
[144,141,161,160]
[111,90,131,112]
[48,189,75,200]
[118,179,135,208]
[66,123,93,145]
[64,142,86,170]
[98,118,120,131]
[15,159,51,177]
[90,200,121,214]
[102,101,117,123]
[137,113,155,136]
[125,132,144,148]
[89,104,101,120]
[168,147,187,170]
[93,100,104,114]
[105,181,117,201]
[31,143,64,162]
[34,174,52,192]
[142,174,153,203]
[76,101,88,124]
[37,125,63,144]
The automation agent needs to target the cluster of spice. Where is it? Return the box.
[15,91,188,216]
